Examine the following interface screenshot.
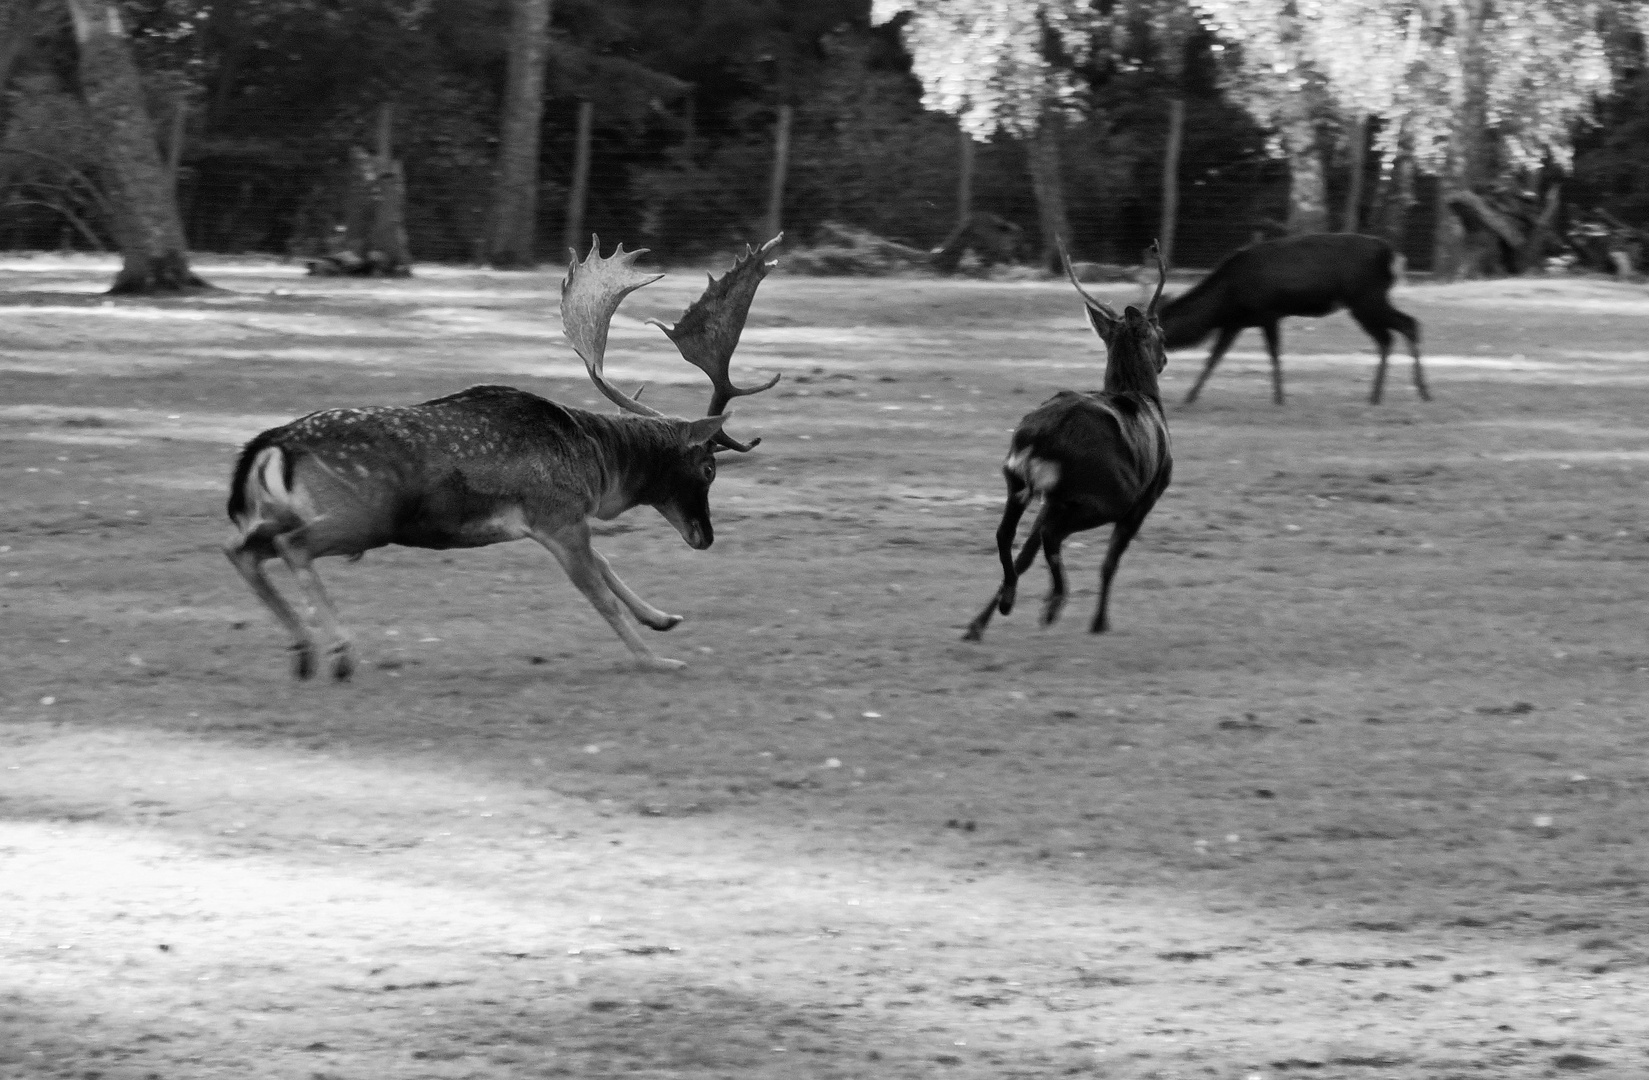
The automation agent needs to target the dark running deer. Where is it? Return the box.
[224,235,783,679]
[963,241,1173,642]
[1164,232,1427,405]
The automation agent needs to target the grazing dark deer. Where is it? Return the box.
[1164,233,1427,406]
[225,235,782,679]
[963,241,1173,643]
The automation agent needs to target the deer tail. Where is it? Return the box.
[227,437,297,530]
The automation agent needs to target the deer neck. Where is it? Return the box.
[1160,281,1220,348]
[1103,346,1162,399]
[582,412,689,520]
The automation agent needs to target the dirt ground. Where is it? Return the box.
[2,253,1648,1080]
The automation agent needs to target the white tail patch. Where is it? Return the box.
[1005,447,1061,496]
[235,445,309,531]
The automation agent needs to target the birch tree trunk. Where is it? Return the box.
[1341,112,1367,232]
[1280,118,1328,234]
[487,0,552,268]
[1433,0,1490,279]
[64,0,208,293]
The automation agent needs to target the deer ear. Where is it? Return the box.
[681,414,730,446]
[1084,306,1119,346]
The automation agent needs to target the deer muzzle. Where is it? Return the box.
[659,504,714,550]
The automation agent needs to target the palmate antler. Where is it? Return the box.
[560,238,669,419]
[647,234,784,420]
[561,234,782,453]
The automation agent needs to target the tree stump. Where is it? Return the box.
[307,146,411,277]
[930,213,1025,274]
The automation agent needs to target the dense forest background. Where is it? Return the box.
[1,0,1647,272]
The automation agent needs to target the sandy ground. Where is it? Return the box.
[3,253,1649,1079]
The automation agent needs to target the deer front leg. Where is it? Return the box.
[1182,326,1241,404]
[1092,513,1146,634]
[533,524,685,671]
[1261,321,1285,405]
[225,540,321,679]
[590,548,683,631]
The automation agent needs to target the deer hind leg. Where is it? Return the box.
[1182,325,1242,404]
[271,532,357,681]
[1355,301,1427,403]
[994,472,1033,614]
[1350,306,1396,404]
[591,549,682,631]
[1261,321,1285,405]
[1390,307,1428,401]
[962,491,1045,642]
[533,523,684,671]
[1039,525,1072,627]
[225,537,321,679]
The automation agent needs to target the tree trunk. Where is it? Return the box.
[1371,133,1415,251]
[1342,112,1367,232]
[1160,97,1185,265]
[764,103,792,242]
[562,98,594,256]
[1027,110,1071,273]
[487,0,552,268]
[309,140,411,276]
[64,0,208,294]
[1433,0,1490,279]
[1282,118,1329,234]
[1,0,45,133]
[956,126,974,233]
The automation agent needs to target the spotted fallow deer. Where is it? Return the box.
[225,235,783,678]
[963,241,1173,643]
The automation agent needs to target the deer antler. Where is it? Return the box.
[1143,240,1167,318]
[1057,238,1122,325]
[647,234,783,452]
[561,235,668,418]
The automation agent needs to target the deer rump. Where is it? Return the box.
[228,388,647,556]
[1009,391,1170,513]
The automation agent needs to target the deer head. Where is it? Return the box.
[1059,239,1169,376]
[561,234,782,453]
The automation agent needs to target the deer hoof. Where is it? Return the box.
[648,614,684,632]
[997,584,1017,616]
[961,624,985,643]
[643,656,688,672]
[289,643,317,680]
[330,647,356,682]
[1088,615,1109,634]
[1040,596,1065,627]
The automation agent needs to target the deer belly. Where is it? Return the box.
[393,503,531,550]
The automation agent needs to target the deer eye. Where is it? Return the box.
[702,463,715,482]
